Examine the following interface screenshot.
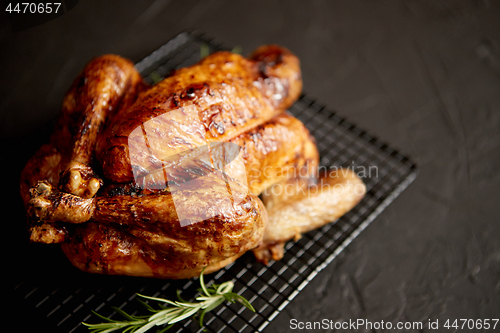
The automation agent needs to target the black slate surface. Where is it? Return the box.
[2,1,499,332]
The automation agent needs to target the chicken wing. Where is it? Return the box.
[253,168,366,264]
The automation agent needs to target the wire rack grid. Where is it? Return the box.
[13,31,417,333]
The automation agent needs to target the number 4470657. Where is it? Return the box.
[6,2,62,14]
[444,319,498,330]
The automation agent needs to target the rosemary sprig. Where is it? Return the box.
[82,269,255,333]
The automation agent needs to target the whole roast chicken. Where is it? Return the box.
[20,45,365,279]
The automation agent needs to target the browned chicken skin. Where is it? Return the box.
[21,54,147,244]
[61,167,267,279]
[97,46,301,184]
[20,45,365,279]
[228,112,319,195]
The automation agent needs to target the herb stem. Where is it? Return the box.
[83,269,255,333]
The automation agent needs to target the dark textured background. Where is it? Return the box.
[3,1,499,332]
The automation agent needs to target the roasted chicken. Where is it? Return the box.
[20,45,365,279]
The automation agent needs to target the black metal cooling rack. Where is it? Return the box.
[13,31,417,333]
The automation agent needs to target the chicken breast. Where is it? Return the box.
[227,112,319,195]
[97,45,302,184]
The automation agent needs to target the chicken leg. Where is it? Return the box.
[29,165,268,279]
[21,55,147,242]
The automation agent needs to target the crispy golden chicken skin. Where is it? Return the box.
[57,167,268,279]
[97,45,301,184]
[20,45,365,279]
[229,112,318,195]
[21,46,301,278]
[21,54,146,244]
